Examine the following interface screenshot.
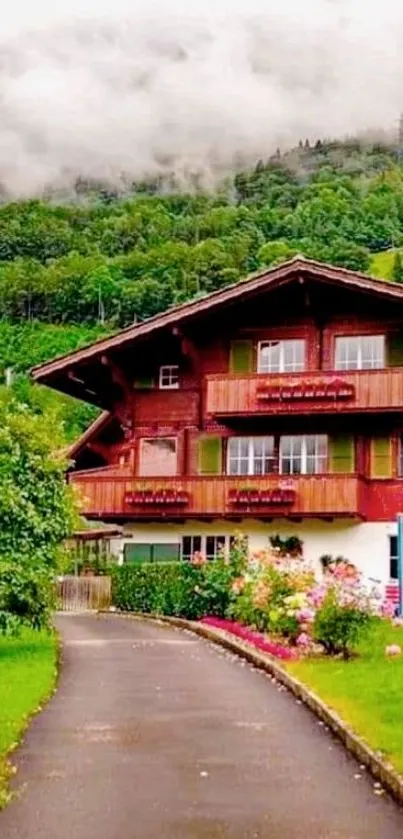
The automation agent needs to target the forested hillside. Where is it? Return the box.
[2,139,403,440]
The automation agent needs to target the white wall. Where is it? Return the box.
[109,518,397,587]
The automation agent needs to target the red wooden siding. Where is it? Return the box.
[366,481,403,521]
[133,389,199,425]
[70,471,366,519]
[206,369,403,417]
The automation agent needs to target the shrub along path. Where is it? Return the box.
[1,614,403,839]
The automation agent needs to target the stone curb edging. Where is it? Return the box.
[105,610,403,805]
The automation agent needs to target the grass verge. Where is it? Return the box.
[287,621,403,774]
[0,628,58,808]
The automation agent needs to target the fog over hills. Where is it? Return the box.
[1,0,403,195]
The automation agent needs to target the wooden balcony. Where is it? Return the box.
[206,368,403,417]
[70,469,366,520]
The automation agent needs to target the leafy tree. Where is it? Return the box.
[0,399,75,567]
[393,251,403,283]
[0,399,76,632]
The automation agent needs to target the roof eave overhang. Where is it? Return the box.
[31,257,403,385]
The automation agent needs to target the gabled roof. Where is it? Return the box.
[31,256,403,381]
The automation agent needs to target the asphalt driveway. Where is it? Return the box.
[1,613,403,838]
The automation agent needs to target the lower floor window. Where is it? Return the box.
[390,535,398,580]
[206,535,226,561]
[181,535,247,562]
[181,536,202,562]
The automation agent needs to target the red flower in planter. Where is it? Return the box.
[177,491,190,505]
[249,490,260,504]
[315,382,327,398]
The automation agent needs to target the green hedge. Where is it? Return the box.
[111,559,242,620]
[111,562,203,619]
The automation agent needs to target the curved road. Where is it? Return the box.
[1,614,403,839]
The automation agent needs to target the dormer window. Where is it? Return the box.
[258,339,306,374]
[159,365,180,389]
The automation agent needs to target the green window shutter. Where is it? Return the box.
[329,435,355,474]
[198,436,223,475]
[123,543,152,563]
[134,376,154,389]
[371,437,392,478]
[388,332,403,367]
[152,544,180,562]
[229,340,253,374]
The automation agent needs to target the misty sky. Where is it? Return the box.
[1,0,403,194]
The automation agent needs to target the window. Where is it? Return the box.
[280,435,328,475]
[124,543,180,563]
[258,339,305,373]
[139,438,177,476]
[335,335,385,371]
[206,536,226,561]
[227,436,276,476]
[181,536,202,562]
[390,536,398,580]
[181,535,246,562]
[159,365,179,389]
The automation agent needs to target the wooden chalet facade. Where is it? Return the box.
[32,256,403,583]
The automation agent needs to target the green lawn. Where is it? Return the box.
[287,621,403,774]
[0,629,58,807]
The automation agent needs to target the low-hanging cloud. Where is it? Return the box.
[1,0,403,196]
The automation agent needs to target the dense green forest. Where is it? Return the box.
[2,138,403,441]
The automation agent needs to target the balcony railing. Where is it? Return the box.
[206,368,403,417]
[70,469,366,520]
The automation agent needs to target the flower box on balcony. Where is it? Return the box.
[256,378,355,404]
[125,489,190,506]
[229,487,296,506]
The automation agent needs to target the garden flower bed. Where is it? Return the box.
[200,617,298,660]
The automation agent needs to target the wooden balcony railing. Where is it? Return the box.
[70,470,366,520]
[206,368,403,417]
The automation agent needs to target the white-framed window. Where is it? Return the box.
[390,535,398,580]
[280,435,328,475]
[258,339,306,374]
[159,365,180,389]
[227,436,276,476]
[181,535,248,562]
[139,437,177,476]
[181,535,202,561]
[206,536,226,561]
[334,335,385,371]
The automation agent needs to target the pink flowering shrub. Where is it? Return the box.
[222,542,389,658]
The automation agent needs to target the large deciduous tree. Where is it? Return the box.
[0,399,75,631]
